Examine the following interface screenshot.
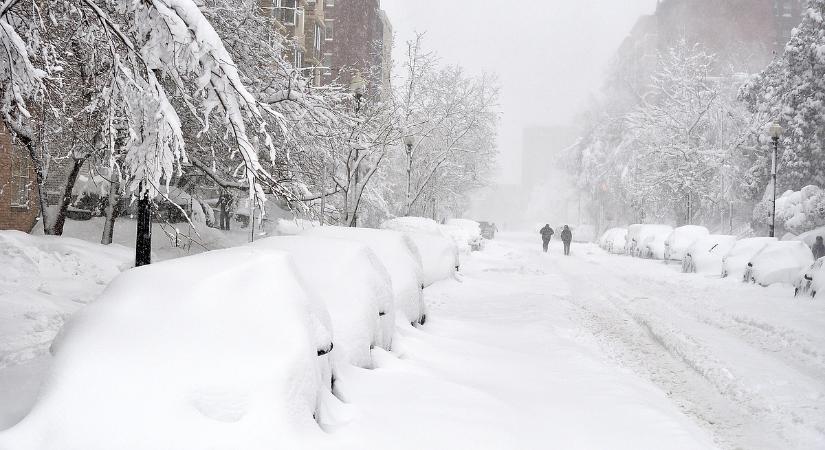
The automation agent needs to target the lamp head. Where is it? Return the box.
[770,122,783,139]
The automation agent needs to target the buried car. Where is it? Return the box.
[304,226,427,325]
[743,240,814,286]
[251,236,395,366]
[794,258,824,299]
[599,228,628,254]
[682,235,737,274]
[664,225,709,262]
[0,247,334,450]
[721,237,777,279]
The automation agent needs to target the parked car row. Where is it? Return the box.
[599,225,821,297]
[1,222,467,447]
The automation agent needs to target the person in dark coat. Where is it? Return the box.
[561,225,573,256]
[812,236,825,260]
[540,224,554,253]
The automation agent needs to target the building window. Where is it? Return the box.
[314,23,323,55]
[276,0,296,25]
[322,53,333,74]
[326,0,333,6]
[325,19,334,41]
[11,150,30,208]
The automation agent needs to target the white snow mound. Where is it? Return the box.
[664,226,709,261]
[721,237,777,279]
[745,240,814,287]
[682,235,737,274]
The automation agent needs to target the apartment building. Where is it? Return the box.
[0,124,39,232]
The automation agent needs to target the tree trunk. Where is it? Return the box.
[44,157,87,235]
[101,173,121,245]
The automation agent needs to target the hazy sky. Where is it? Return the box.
[381,0,657,183]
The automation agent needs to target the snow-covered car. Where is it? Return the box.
[251,236,395,365]
[303,226,427,325]
[794,226,825,248]
[721,237,777,279]
[794,258,824,298]
[381,217,461,281]
[446,219,484,252]
[664,225,709,261]
[743,240,815,286]
[599,228,628,254]
[0,247,333,449]
[681,235,737,274]
[629,225,674,259]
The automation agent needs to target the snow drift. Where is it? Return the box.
[303,226,426,325]
[250,236,395,367]
[0,247,333,450]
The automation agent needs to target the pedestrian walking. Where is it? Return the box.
[812,236,825,260]
[561,225,573,256]
[540,224,554,253]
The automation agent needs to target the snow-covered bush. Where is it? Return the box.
[743,241,814,287]
[754,186,825,235]
[599,228,628,254]
[0,247,333,449]
[445,219,484,252]
[794,258,824,299]
[303,227,426,325]
[721,237,777,279]
[682,235,737,274]
[380,217,460,285]
[664,226,709,261]
[251,236,395,367]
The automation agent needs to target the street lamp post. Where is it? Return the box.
[769,122,783,238]
[135,182,152,267]
[348,71,367,226]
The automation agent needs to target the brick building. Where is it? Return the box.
[0,124,39,232]
[323,0,392,96]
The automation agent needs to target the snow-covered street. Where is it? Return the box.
[2,231,824,449]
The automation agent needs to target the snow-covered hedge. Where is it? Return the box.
[599,228,628,254]
[721,237,777,279]
[744,241,814,287]
[664,226,709,261]
[303,226,427,325]
[681,235,737,274]
[251,236,395,367]
[0,247,333,449]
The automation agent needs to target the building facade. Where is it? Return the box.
[0,124,39,232]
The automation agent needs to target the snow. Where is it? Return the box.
[570,224,596,243]
[249,236,395,367]
[744,240,815,287]
[682,234,737,274]
[0,246,333,450]
[665,225,710,261]
[303,226,426,325]
[598,227,627,254]
[721,237,777,279]
[0,231,131,372]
